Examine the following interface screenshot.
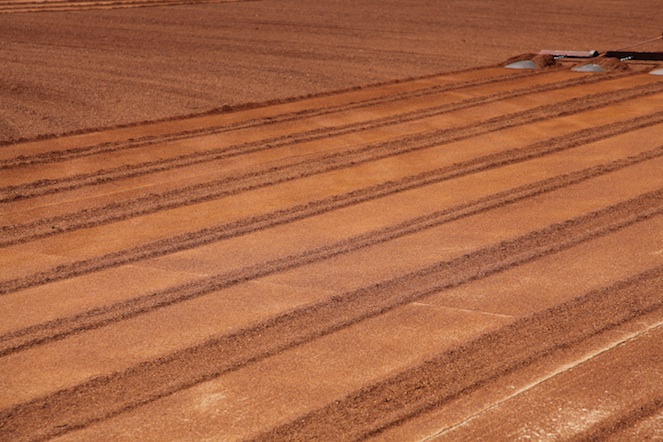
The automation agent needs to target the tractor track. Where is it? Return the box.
[3,81,662,250]
[4,109,663,250]
[0,0,257,14]
[253,267,663,442]
[2,4,663,440]
[570,396,663,442]
[0,192,661,441]
[0,156,661,355]
[1,108,661,298]
[0,68,546,171]
[0,71,638,202]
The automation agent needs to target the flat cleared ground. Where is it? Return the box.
[1,1,663,441]
[2,0,663,143]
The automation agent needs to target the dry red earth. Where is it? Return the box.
[1,0,663,143]
[1,1,663,441]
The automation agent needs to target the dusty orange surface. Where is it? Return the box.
[2,0,663,144]
[1,1,663,441]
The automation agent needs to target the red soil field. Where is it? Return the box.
[1,0,663,143]
[1,1,662,441]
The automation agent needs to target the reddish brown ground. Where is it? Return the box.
[1,1,662,441]
[1,0,663,144]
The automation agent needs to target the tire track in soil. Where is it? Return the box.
[0,71,637,201]
[2,149,661,357]
[0,193,661,442]
[6,109,661,250]
[0,0,256,14]
[254,273,663,442]
[0,70,591,205]
[3,82,662,251]
[255,270,663,442]
[0,106,660,298]
[1,105,661,277]
[0,68,548,170]
[570,396,663,442]
[4,69,640,199]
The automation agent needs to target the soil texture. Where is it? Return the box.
[1,1,663,441]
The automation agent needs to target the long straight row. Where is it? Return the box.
[0,0,251,14]
[1,63,662,441]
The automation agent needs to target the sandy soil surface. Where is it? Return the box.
[1,0,663,143]
[1,1,663,441]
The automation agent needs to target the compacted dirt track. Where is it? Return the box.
[2,0,663,440]
[1,56,663,440]
[0,0,251,14]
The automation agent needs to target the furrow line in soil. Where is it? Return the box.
[0,0,255,14]
[253,267,663,442]
[0,73,588,204]
[0,72,636,195]
[1,110,661,294]
[0,68,623,173]
[0,67,549,170]
[1,154,661,357]
[0,192,661,442]
[570,396,663,442]
[0,107,659,297]
[3,85,662,251]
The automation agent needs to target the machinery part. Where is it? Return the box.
[604,51,663,61]
[539,49,598,58]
